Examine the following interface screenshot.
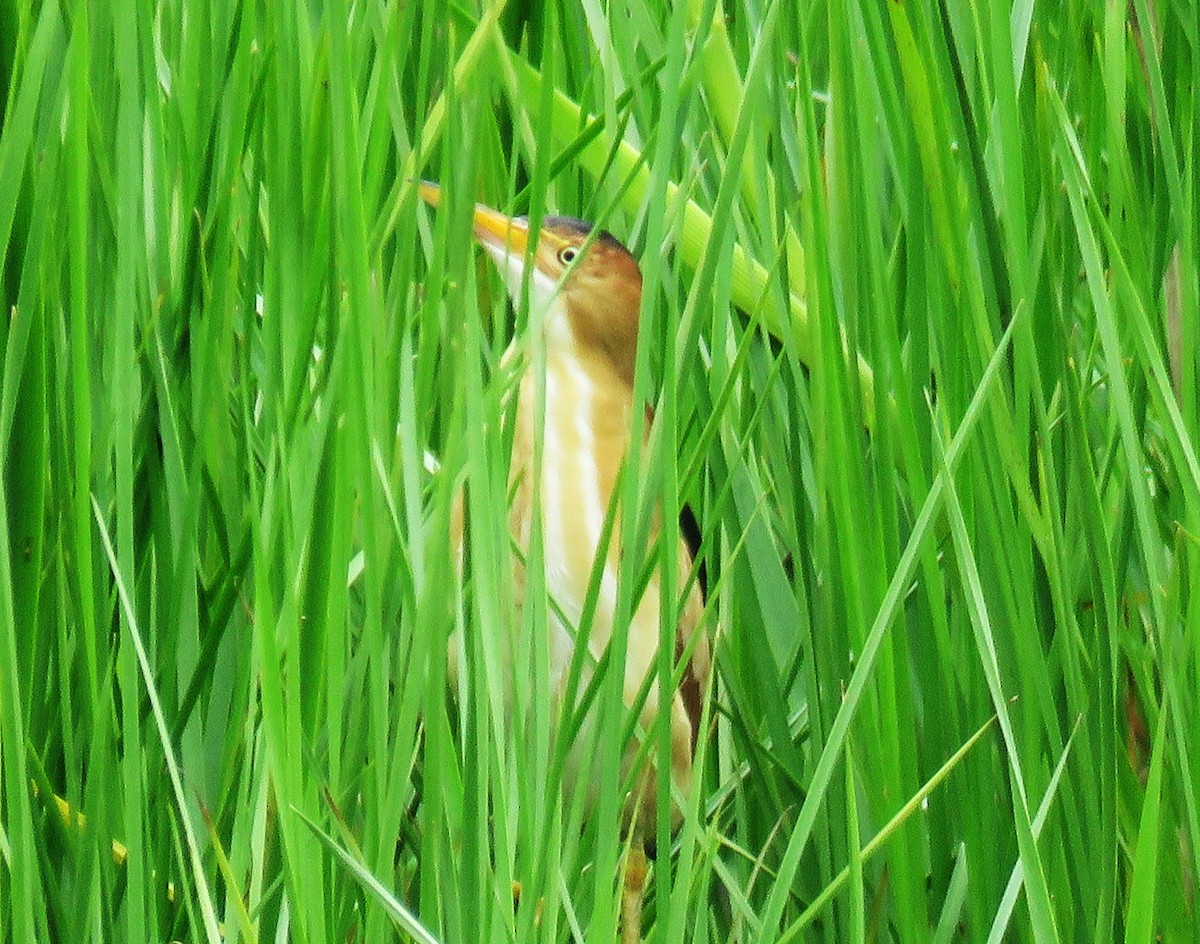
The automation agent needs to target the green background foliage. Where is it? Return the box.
[1,1,1197,941]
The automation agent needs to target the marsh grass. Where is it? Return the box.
[1,1,1197,942]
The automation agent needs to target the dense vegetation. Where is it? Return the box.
[1,1,1197,941]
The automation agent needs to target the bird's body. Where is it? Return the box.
[421,185,709,931]
[502,308,707,832]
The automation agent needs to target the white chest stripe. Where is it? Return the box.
[536,355,621,669]
[503,265,625,680]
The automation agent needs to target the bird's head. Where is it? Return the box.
[420,182,642,385]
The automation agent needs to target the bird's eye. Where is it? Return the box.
[557,245,578,266]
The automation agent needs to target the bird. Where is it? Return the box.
[419,181,710,943]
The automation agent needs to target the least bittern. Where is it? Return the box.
[420,182,710,942]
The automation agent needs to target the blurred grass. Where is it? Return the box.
[1,1,1197,942]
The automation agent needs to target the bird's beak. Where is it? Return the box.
[418,180,530,258]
